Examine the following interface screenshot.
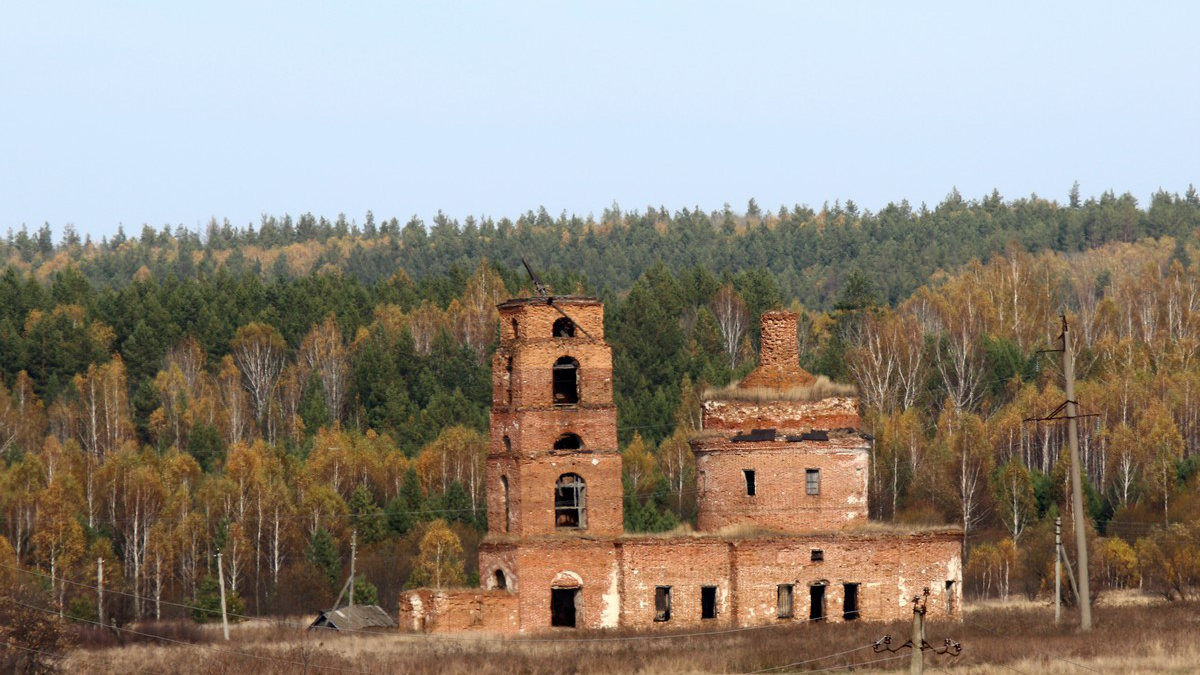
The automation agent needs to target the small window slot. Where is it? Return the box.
[744,469,756,496]
[806,468,821,495]
[811,549,823,562]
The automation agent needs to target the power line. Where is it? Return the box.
[9,596,386,675]
[747,651,912,674]
[0,561,843,645]
[745,643,873,672]
[0,638,169,675]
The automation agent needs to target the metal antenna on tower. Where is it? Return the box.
[519,257,597,342]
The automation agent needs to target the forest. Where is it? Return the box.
[2,187,1200,628]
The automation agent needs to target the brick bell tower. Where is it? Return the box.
[486,297,623,538]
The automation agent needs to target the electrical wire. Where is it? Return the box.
[9,596,386,675]
[744,643,873,672]
[0,638,169,675]
[746,651,911,674]
[0,561,844,645]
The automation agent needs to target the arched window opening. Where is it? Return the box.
[511,318,519,340]
[554,473,586,529]
[552,357,580,407]
[500,475,511,533]
[506,357,514,406]
[553,433,583,451]
[552,317,576,338]
[494,569,507,590]
[503,435,512,453]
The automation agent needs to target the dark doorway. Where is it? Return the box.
[551,588,579,627]
[654,586,671,622]
[552,317,576,338]
[701,586,717,620]
[494,569,507,590]
[809,584,826,621]
[843,583,859,621]
[552,357,580,406]
[945,580,956,615]
[743,469,756,496]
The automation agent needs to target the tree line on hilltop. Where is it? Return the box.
[0,187,1199,627]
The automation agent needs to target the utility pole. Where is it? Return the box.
[1027,317,1096,631]
[216,551,230,641]
[96,558,104,630]
[1062,319,1093,631]
[910,595,925,675]
[1055,517,1062,624]
[873,589,961,675]
[349,529,357,608]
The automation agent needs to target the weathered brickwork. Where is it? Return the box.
[403,297,962,636]
[701,398,862,435]
[490,408,618,458]
[616,539,733,628]
[498,298,607,345]
[485,454,623,538]
[485,297,622,539]
[694,437,869,532]
[758,311,800,368]
[729,534,962,624]
[398,589,520,634]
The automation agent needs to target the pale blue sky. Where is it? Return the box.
[2,1,1198,239]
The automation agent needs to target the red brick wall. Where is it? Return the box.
[728,533,962,624]
[510,539,623,631]
[398,589,520,634]
[492,342,615,411]
[499,299,606,345]
[701,398,861,435]
[617,539,733,628]
[693,438,869,532]
[759,311,799,367]
[490,408,619,457]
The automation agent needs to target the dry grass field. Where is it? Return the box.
[40,595,1200,675]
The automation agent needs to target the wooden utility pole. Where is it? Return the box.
[910,597,926,675]
[1062,320,1093,631]
[1055,517,1062,624]
[216,551,230,640]
[873,588,960,675]
[96,558,104,629]
[349,530,357,608]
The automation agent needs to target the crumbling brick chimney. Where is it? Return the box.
[759,311,799,367]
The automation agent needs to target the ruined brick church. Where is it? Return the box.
[399,296,961,633]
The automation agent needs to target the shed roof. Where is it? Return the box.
[309,605,396,631]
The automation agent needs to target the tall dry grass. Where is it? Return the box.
[47,599,1200,675]
[702,377,857,402]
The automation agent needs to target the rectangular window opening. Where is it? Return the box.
[744,469,756,496]
[809,584,826,621]
[551,588,579,628]
[701,586,717,620]
[806,468,821,496]
[776,584,794,619]
[655,586,672,622]
[843,583,860,621]
[811,549,824,562]
[945,580,956,615]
